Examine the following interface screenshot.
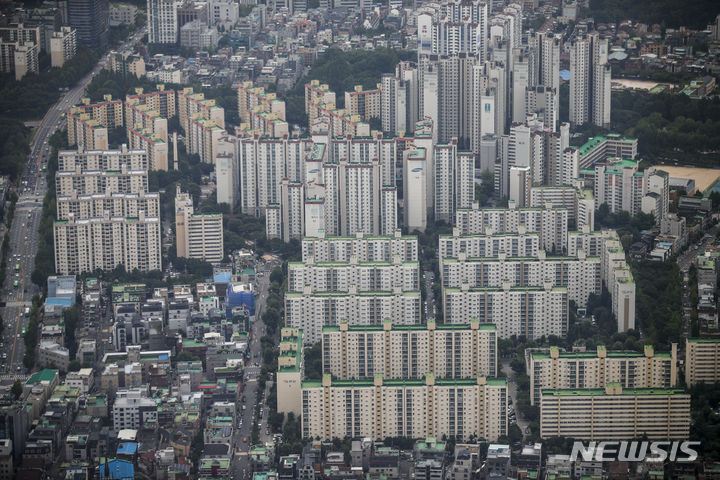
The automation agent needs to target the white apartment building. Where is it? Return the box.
[58,146,148,171]
[440,251,601,307]
[569,32,611,128]
[434,140,475,222]
[403,146,427,232]
[455,203,569,254]
[56,191,160,221]
[285,286,422,345]
[601,230,636,332]
[148,0,179,44]
[684,338,720,387]
[567,226,605,257]
[540,384,690,440]
[443,283,569,339]
[288,259,419,293]
[175,186,224,263]
[438,228,540,259]
[215,146,239,209]
[301,231,419,263]
[112,387,158,432]
[528,344,678,405]
[266,179,305,242]
[301,374,506,442]
[321,319,497,380]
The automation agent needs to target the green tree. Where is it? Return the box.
[11,379,22,399]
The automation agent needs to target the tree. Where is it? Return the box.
[11,379,22,399]
[68,359,82,372]
[270,267,284,285]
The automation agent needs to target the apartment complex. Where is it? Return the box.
[321,319,497,380]
[284,287,422,345]
[301,374,508,442]
[67,95,124,150]
[304,81,370,137]
[344,84,381,122]
[237,82,286,124]
[443,284,568,338]
[576,134,637,169]
[53,148,161,274]
[175,186,224,263]
[528,345,678,405]
[540,384,690,440]
[301,231,419,263]
[438,228,540,259]
[277,328,304,417]
[685,338,720,386]
[569,32,611,128]
[601,230,636,332]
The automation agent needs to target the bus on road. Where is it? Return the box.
[14,263,19,272]
[13,280,19,288]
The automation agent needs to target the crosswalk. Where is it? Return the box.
[0,374,28,382]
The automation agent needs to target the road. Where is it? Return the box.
[231,263,274,480]
[0,28,146,380]
[500,358,529,440]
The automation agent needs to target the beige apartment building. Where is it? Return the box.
[177,87,225,133]
[685,338,720,386]
[344,84,381,121]
[321,319,497,380]
[237,81,286,123]
[277,328,303,416]
[528,344,678,405]
[49,26,76,68]
[67,95,124,148]
[301,374,508,442]
[175,186,224,263]
[540,384,690,440]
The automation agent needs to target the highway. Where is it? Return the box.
[0,28,146,380]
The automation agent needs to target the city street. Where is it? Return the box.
[230,263,273,480]
[0,27,146,381]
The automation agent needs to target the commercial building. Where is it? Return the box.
[685,338,720,386]
[284,287,422,345]
[37,341,70,372]
[301,374,507,442]
[175,186,224,263]
[528,344,678,405]
[321,319,497,380]
[443,283,568,339]
[301,231,418,263]
[67,0,109,50]
[540,384,690,440]
[49,27,76,68]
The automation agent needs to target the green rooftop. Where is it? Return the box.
[541,387,686,397]
[27,369,58,385]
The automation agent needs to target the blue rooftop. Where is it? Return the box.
[99,459,134,479]
[117,442,138,455]
[158,353,169,360]
[45,297,73,308]
[214,272,232,283]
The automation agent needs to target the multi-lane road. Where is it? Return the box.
[1,28,146,380]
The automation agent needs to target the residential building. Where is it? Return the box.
[67,95,124,149]
[49,27,76,68]
[301,231,418,263]
[301,374,507,441]
[12,42,39,81]
[37,341,70,372]
[528,344,678,405]
[175,186,224,263]
[685,338,720,386]
[0,439,12,480]
[321,319,497,380]
[345,85,381,122]
[288,258,419,293]
[569,32,611,128]
[443,283,569,339]
[148,0,179,44]
[284,287,422,345]
[576,134,638,169]
[276,328,303,416]
[434,139,475,222]
[438,228,540,259]
[540,384,690,440]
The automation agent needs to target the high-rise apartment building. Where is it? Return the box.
[54,148,161,274]
[529,344,678,405]
[175,186,224,263]
[12,42,39,81]
[301,231,418,263]
[684,338,720,386]
[49,26,76,68]
[439,228,540,259]
[345,85,381,122]
[148,0,179,44]
[67,0,109,50]
[67,95,124,150]
[434,139,475,222]
[569,32,611,128]
[288,258,419,293]
[285,286,422,345]
[455,202,569,253]
[443,283,568,338]
[600,230,636,332]
[540,384,690,440]
[321,319,497,380]
[302,374,507,442]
